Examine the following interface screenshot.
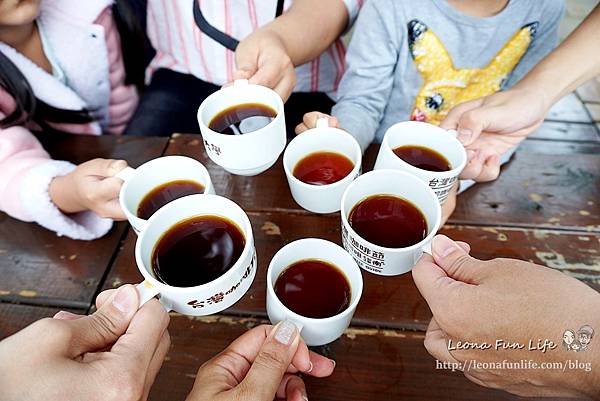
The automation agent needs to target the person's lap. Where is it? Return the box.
[125,68,335,137]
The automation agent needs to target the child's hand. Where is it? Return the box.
[48,159,128,220]
[295,112,339,134]
[234,29,296,101]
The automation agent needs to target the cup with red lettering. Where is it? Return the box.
[197,79,286,176]
[341,169,441,276]
[283,118,362,213]
[374,121,467,203]
[133,194,257,316]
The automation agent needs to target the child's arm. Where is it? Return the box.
[330,0,400,152]
[0,121,124,240]
[234,0,361,101]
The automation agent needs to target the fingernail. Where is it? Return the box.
[109,160,127,175]
[457,128,472,143]
[433,235,461,259]
[274,319,297,345]
[302,393,308,401]
[112,285,137,314]
[466,149,476,161]
[330,358,336,369]
[306,361,314,373]
[53,310,78,320]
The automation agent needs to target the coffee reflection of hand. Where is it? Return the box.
[412,235,600,398]
[185,321,335,401]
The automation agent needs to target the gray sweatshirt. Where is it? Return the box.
[332,0,565,151]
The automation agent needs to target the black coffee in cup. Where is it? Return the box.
[209,103,277,135]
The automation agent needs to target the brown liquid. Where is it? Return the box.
[393,145,451,172]
[348,195,427,248]
[209,103,277,135]
[137,180,205,220]
[293,151,354,185]
[274,259,351,319]
[152,215,245,287]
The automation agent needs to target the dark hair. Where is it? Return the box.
[0,0,145,130]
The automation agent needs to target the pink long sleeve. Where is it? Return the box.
[95,8,139,134]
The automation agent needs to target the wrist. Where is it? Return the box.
[48,174,85,214]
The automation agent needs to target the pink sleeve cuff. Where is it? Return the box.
[20,160,113,240]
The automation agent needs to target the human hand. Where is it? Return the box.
[440,87,547,182]
[186,320,336,401]
[0,285,171,401]
[412,235,600,398]
[294,111,339,134]
[48,158,128,220]
[234,29,296,101]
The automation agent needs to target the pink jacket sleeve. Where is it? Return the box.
[96,8,139,135]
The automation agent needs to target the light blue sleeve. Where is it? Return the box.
[332,0,400,152]
[505,0,565,88]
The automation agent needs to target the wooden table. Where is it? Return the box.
[1,93,599,400]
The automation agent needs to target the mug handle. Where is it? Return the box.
[234,78,249,87]
[316,117,329,129]
[136,280,161,308]
[421,241,432,256]
[446,129,458,138]
[115,166,136,182]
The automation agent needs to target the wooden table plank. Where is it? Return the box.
[0,135,168,309]
[576,77,600,104]
[148,314,569,401]
[545,93,592,123]
[165,134,600,232]
[102,213,600,331]
[0,303,69,338]
[528,121,599,142]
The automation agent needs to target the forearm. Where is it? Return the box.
[264,0,349,66]
[516,4,600,110]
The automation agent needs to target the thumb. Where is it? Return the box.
[237,320,300,400]
[432,235,487,284]
[66,285,139,357]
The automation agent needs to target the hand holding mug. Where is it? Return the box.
[412,235,600,398]
[186,321,336,401]
[49,158,128,220]
[0,285,170,401]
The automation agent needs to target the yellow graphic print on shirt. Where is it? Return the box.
[408,20,538,125]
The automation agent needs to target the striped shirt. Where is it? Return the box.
[146,0,363,96]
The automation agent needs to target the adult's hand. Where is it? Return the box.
[439,86,547,182]
[234,29,296,101]
[0,285,170,401]
[412,235,600,398]
[186,320,335,401]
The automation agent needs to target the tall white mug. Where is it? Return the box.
[197,79,286,176]
[266,238,363,346]
[118,156,214,234]
[374,121,467,203]
[341,169,441,276]
[134,194,257,316]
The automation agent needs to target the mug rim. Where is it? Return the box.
[266,238,363,324]
[196,82,285,140]
[119,155,213,223]
[340,169,442,253]
[382,121,467,176]
[134,194,254,293]
[282,128,362,190]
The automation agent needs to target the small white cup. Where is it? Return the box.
[197,79,286,176]
[283,118,362,214]
[374,121,467,203]
[134,194,256,316]
[266,238,363,346]
[341,169,441,276]
[117,156,215,234]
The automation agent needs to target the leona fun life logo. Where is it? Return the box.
[563,325,594,352]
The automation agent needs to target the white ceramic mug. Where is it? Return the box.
[373,121,467,203]
[197,79,286,176]
[266,238,363,346]
[118,156,215,234]
[340,169,441,276]
[283,118,362,214]
[133,194,256,316]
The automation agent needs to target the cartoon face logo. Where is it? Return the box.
[407,19,538,125]
[563,330,575,351]
[563,325,594,352]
